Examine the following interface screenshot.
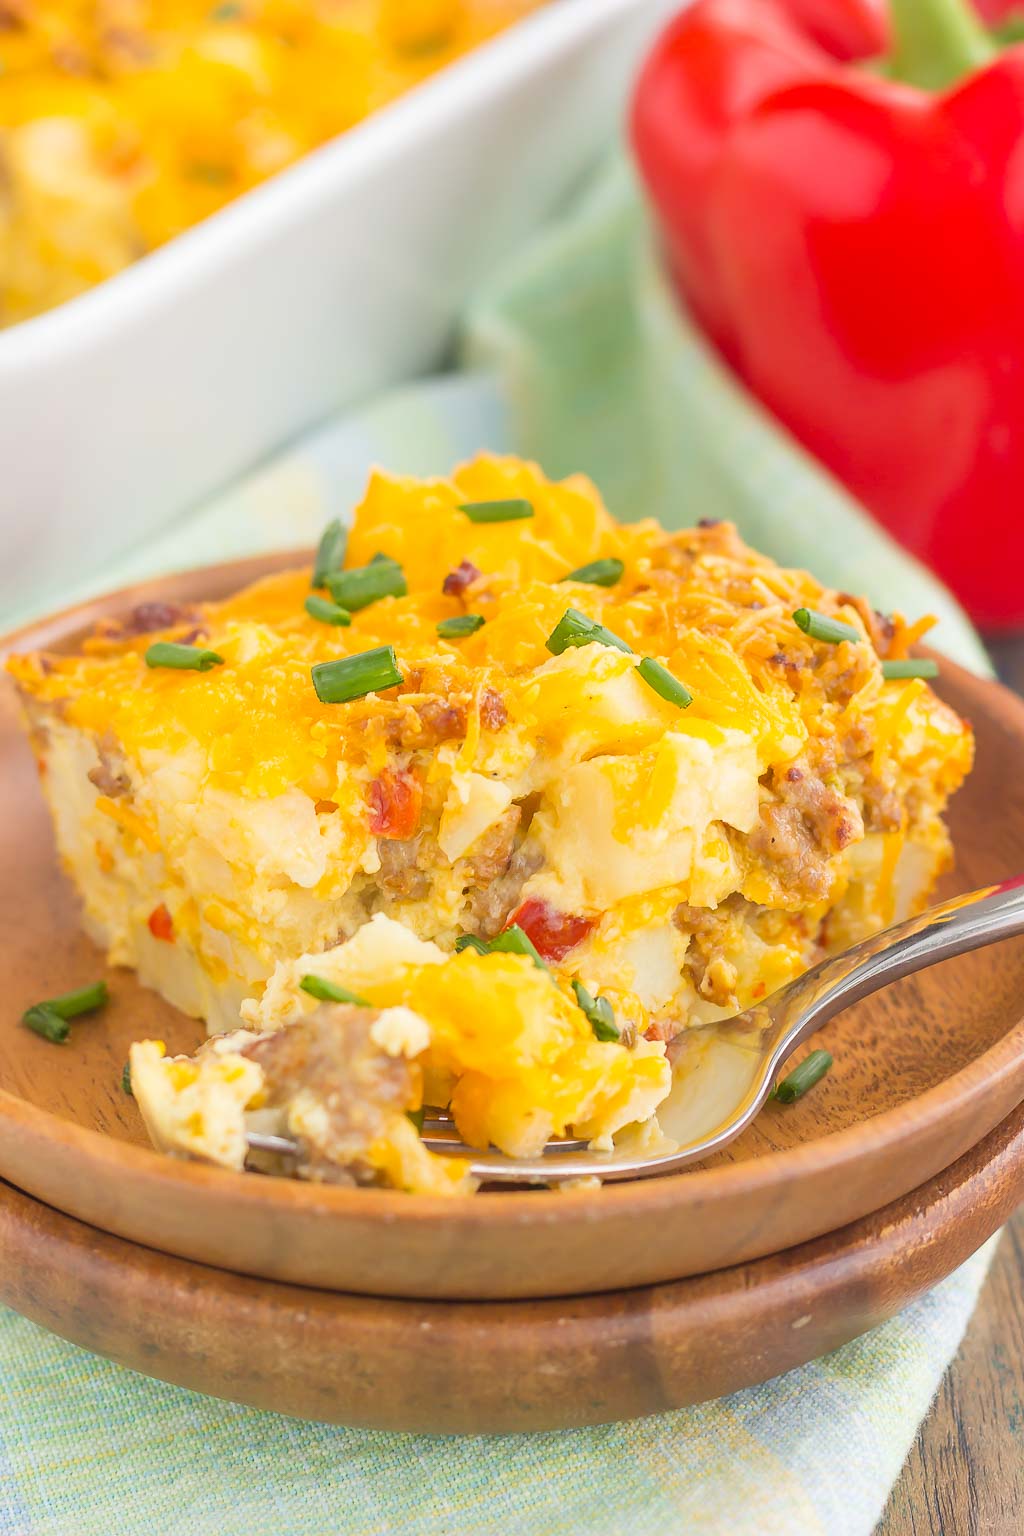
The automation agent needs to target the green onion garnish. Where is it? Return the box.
[145,642,224,672]
[488,925,548,970]
[636,657,693,710]
[406,1106,425,1134]
[546,607,633,657]
[792,608,860,646]
[560,558,624,587]
[312,645,403,704]
[22,981,108,1046]
[437,614,486,639]
[304,594,352,627]
[23,1005,70,1044]
[457,498,534,523]
[772,1049,833,1104]
[29,981,109,1020]
[312,519,348,588]
[122,1060,133,1096]
[571,979,620,1043]
[299,974,370,1007]
[325,558,407,612]
[881,658,939,681]
[454,934,489,955]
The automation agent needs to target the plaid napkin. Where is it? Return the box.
[0,1240,995,1536]
[1,160,995,1535]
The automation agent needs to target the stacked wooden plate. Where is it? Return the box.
[2,560,1023,1434]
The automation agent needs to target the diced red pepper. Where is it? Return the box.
[367,768,423,840]
[507,899,595,962]
[148,903,175,943]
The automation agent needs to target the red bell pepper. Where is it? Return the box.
[506,899,595,962]
[977,0,1024,30]
[782,0,885,57]
[367,768,423,840]
[632,0,1024,628]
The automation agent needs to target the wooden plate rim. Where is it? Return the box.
[3,556,1022,1233]
[2,1096,1022,1432]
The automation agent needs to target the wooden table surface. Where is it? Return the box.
[877,1213,1024,1534]
[879,636,1024,1536]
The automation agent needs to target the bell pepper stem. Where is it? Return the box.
[888,0,997,91]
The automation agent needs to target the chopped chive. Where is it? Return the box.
[571,979,620,1042]
[488,924,548,971]
[881,658,939,681]
[369,552,391,564]
[122,1059,133,1096]
[772,1049,833,1104]
[792,608,860,646]
[406,1106,425,1134]
[145,641,224,672]
[437,614,486,639]
[457,498,534,523]
[454,934,489,955]
[546,607,633,657]
[28,981,109,1020]
[23,1005,70,1044]
[312,645,403,704]
[325,559,407,612]
[21,981,107,1044]
[299,974,370,1007]
[311,519,348,588]
[304,594,352,627]
[560,558,624,588]
[636,657,692,710]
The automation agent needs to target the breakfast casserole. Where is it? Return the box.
[9,456,973,1192]
[0,0,545,326]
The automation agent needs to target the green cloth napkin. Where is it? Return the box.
[1,159,996,1535]
[0,1241,996,1536]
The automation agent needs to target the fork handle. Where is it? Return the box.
[775,873,1024,1057]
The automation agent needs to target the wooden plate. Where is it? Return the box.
[2,1097,1021,1434]
[2,559,1024,1302]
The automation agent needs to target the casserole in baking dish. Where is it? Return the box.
[0,1,546,326]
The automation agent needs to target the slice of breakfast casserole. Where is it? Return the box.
[9,455,973,1191]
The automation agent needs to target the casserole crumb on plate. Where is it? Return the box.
[8,455,973,1193]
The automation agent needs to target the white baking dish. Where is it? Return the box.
[0,0,678,621]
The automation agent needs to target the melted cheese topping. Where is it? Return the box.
[12,456,815,795]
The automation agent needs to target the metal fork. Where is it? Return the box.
[247,1113,590,1163]
[246,874,1024,1184]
